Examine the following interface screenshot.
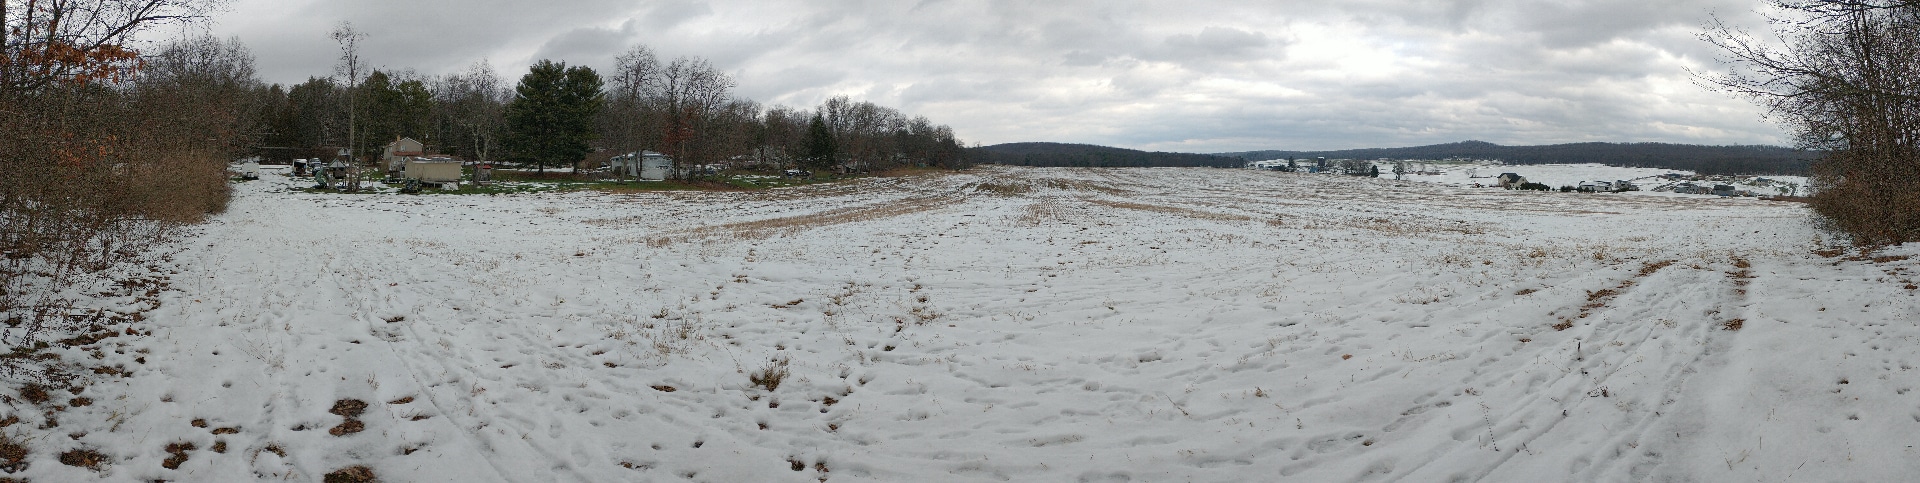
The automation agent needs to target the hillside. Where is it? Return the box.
[1220,140,1815,175]
[969,142,1243,168]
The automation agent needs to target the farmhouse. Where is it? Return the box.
[1496,173,1526,188]
[383,137,425,174]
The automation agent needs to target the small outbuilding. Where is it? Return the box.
[610,151,674,181]
[404,155,464,185]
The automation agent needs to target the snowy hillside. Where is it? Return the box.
[16,167,1919,482]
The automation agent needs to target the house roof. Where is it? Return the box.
[386,137,425,155]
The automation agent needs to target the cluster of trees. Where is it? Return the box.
[969,142,1245,167]
[2,0,242,376]
[1703,0,1920,245]
[1223,141,1816,176]
[596,45,968,176]
[242,40,969,178]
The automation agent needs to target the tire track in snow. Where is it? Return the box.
[1365,258,1745,482]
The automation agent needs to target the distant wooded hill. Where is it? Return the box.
[1218,141,1815,175]
[969,142,1245,168]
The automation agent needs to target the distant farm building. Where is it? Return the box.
[383,137,425,173]
[1496,173,1526,188]
[1576,180,1640,193]
[1671,182,1711,194]
[404,155,464,184]
[610,151,674,180]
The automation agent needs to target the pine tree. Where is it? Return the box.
[504,60,604,173]
[804,112,836,172]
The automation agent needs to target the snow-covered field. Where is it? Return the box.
[1398,163,1688,188]
[1395,163,1811,196]
[24,166,1920,481]
[1258,160,1812,196]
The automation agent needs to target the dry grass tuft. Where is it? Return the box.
[0,434,27,473]
[1640,260,1677,276]
[329,419,365,436]
[161,441,195,469]
[59,448,106,470]
[749,359,791,392]
[17,384,49,405]
[1085,198,1252,222]
[974,181,1032,196]
[324,465,377,483]
[653,194,962,245]
[1039,178,1132,195]
[329,399,368,418]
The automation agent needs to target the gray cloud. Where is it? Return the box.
[207,0,1786,152]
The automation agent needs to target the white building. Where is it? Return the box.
[610,151,674,181]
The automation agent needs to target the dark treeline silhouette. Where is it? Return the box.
[970,142,1244,168]
[1220,141,1815,175]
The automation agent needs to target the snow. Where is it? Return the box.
[1398,163,1689,189]
[20,166,1920,481]
[1258,161,1813,197]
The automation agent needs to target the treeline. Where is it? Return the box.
[598,46,968,174]
[3,0,241,378]
[969,142,1244,168]
[244,38,969,176]
[1220,141,1816,176]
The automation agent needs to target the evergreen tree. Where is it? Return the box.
[504,60,604,173]
[804,112,836,172]
[358,71,433,162]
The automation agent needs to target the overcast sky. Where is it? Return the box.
[195,0,1787,152]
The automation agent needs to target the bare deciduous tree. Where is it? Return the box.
[436,60,508,162]
[1701,1,1920,244]
[1,0,242,382]
[331,21,367,189]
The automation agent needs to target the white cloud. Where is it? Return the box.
[206,0,1787,152]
